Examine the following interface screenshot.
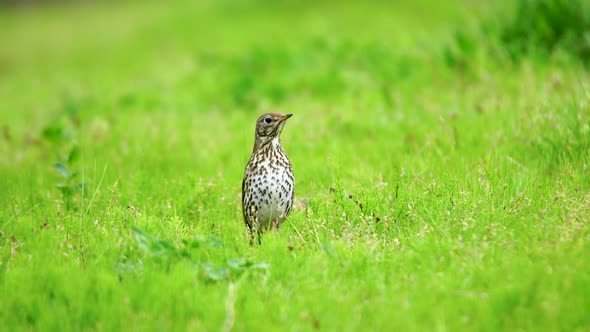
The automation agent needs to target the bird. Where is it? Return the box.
[242,112,295,244]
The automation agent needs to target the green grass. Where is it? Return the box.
[1,0,589,331]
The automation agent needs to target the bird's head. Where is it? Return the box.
[253,112,293,151]
[255,112,292,138]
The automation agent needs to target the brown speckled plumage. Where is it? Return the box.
[242,112,294,244]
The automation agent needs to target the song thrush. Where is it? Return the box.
[242,112,294,244]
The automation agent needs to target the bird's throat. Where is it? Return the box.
[253,135,280,154]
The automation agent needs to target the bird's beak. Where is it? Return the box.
[280,113,293,121]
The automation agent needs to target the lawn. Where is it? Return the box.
[0,0,589,331]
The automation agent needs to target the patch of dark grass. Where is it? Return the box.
[496,0,590,63]
[446,0,590,68]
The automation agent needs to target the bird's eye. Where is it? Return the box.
[264,117,272,124]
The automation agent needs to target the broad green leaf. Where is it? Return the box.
[68,145,80,163]
[54,163,71,178]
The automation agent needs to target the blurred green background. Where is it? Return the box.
[1,0,589,331]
